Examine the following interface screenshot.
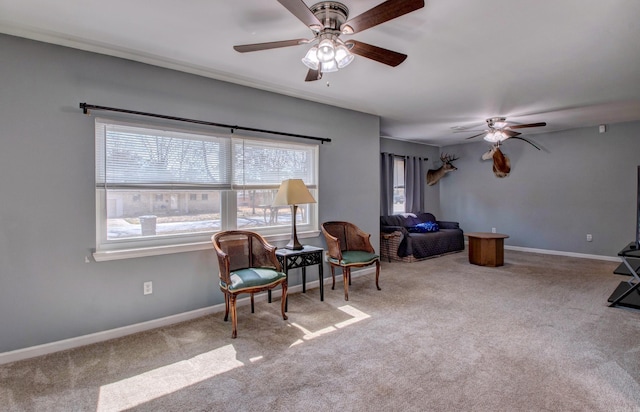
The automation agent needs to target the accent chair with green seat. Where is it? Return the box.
[212,230,288,338]
[321,221,381,301]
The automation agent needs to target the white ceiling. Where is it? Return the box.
[2,0,640,146]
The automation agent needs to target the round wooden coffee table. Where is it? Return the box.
[464,232,509,267]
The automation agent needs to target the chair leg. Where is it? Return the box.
[375,259,381,291]
[343,267,350,301]
[331,265,336,290]
[223,292,230,322]
[250,293,255,313]
[281,282,288,321]
[230,294,238,339]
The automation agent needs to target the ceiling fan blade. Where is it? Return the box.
[233,39,311,53]
[466,132,488,140]
[305,69,322,82]
[507,122,547,129]
[509,136,541,150]
[341,0,425,34]
[503,130,522,138]
[345,40,407,67]
[277,0,323,31]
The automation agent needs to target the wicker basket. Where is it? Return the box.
[380,231,426,263]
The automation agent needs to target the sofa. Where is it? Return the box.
[380,212,464,262]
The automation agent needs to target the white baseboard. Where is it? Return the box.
[0,269,376,366]
[0,304,223,366]
[503,245,621,262]
[461,240,621,263]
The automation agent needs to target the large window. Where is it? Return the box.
[95,118,318,260]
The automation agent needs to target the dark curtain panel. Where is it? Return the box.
[405,156,425,213]
[380,152,395,216]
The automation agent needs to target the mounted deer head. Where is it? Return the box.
[482,144,510,178]
[427,153,459,186]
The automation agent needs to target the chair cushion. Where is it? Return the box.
[330,251,379,266]
[221,268,286,292]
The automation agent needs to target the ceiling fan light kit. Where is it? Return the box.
[233,0,425,81]
[301,33,354,72]
[484,131,508,143]
[304,3,355,73]
[463,116,547,145]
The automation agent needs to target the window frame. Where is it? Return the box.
[93,118,319,261]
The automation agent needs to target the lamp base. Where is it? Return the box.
[285,204,304,250]
[284,240,304,250]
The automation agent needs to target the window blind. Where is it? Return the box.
[232,136,318,189]
[96,119,232,190]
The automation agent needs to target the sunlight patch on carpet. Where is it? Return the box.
[96,344,243,411]
[289,305,371,346]
[335,305,371,328]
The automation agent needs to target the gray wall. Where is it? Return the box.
[438,121,640,257]
[0,34,380,353]
[380,138,442,216]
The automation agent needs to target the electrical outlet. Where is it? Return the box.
[491,227,497,233]
[586,234,593,242]
[143,281,153,295]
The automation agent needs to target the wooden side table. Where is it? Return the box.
[465,232,509,267]
[269,245,324,311]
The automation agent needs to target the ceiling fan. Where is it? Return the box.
[233,0,425,82]
[463,117,547,148]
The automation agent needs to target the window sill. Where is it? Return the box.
[92,230,321,262]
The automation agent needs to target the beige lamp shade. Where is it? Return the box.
[272,179,315,250]
[272,179,316,206]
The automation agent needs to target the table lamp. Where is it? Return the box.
[272,179,316,250]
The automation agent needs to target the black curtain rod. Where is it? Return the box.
[384,152,429,161]
[79,103,331,144]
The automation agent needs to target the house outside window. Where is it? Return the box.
[94,118,318,260]
[393,156,405,214]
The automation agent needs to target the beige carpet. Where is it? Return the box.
[1,250,640,411]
